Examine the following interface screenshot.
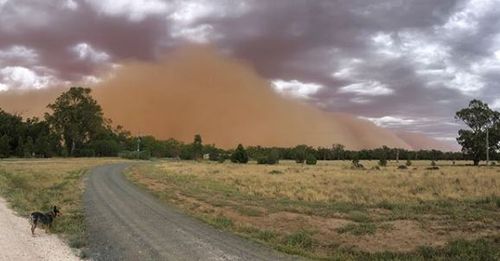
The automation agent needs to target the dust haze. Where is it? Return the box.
[0,47,453,150]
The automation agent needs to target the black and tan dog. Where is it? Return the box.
[29,206,61,235]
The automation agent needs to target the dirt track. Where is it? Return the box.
[84,164,301,260]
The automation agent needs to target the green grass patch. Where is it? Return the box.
[211,215,233,229]
[348,210,372,222]
[336,222,377,236]
[235,206,265,217]
[284,230,315,250]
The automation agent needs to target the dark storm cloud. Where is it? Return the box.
[0,0,499,144]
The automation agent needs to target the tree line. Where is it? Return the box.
[0,87,498,165]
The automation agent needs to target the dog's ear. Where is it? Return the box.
[53,206,61,216]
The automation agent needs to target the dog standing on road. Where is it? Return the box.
[29,206,60,235]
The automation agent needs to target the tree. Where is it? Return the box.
[331,144,345,160]
[455,100,500,165]
[257,149,280,165]
[231,144,248,163]
[23,136,34,157]
[45,87,106,156]
[0,135,10,158]
[192,134,203,160]
[293,145,308,163]
[0,109,25,156]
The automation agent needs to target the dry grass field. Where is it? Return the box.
[0,158,123,251]
[127,160,500,260]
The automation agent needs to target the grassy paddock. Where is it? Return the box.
[127,160,500,260]
[0,158,121,254]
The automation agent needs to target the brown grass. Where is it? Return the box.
[127,160,500,259]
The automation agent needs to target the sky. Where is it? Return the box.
[0,0,499,145]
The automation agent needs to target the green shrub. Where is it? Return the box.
[378,158,387,167]
[179,144,194,160]
[77,148,95,157]
[90,139,121,156]
[230,144,248,163]
[293,145,309,164]
[305,154,317,165]
[352,159,364,169]
[257,151,280,165]
[406,159,412,166]
[208,151,220,161]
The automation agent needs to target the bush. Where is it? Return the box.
[306,154,317,165]
[208,151,220,161]
[90,139,121,157]
[406,159,412,166]
[217,156,226,163]
[257,157,267,164]
[352,159,364,169]
[257,151,280,165]
[77,148,95,157]
[231,144,248,164]
[293,145,308,164]
[119,150,151,160]
[398,165,408,169]
[0,134,10,158]
[179,144,194,160]
[378,158,387,167]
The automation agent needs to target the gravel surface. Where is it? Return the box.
[0,197,80,261]
[84,163,302,261]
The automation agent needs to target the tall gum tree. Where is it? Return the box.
[45,87,105,156]
[455,99,500,165]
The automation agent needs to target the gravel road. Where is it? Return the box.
[0,197,79,261]
[84,163,301,261]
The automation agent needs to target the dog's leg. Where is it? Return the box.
[31,222,36,235]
